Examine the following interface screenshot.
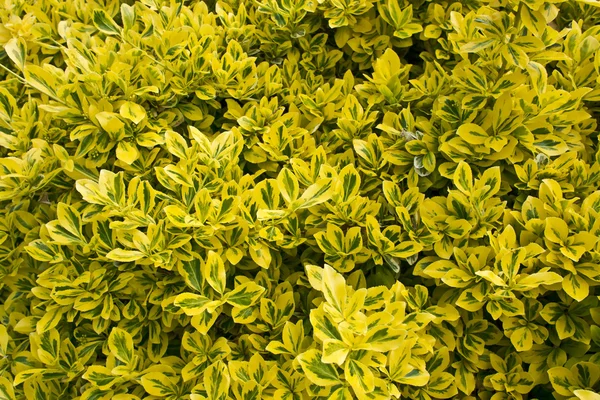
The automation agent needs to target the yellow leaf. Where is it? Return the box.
[322,264,347,314]
[108,327,134,364]
[83,366,118,390]
[36,307,63,334]
[56,203,85,240]
[116,141,140,165]
[355,326,406,352]
[165,130,189,159]
[24,64,59,98]
[0,376,15,400]
[4,37,26,70]
[277,168,300,203]
[106,248,145,262]
[574,390,600,400]
[562,273,589,302]
[345,359,375,394]
[305,265,324,291]
[516,272,562,288]
[548,367,576,396]
[544,217,569,244]
[249,242,272,269]
[119,101,146,124]
[225,282,265,308]
[475,270,506,286]
[335,164,361,203]
[293,178,333,209]
[453,161,473,194]
[322,339,350,365]
[509,326,533,351]
[456,123,489,145]
[95,112,125,137]
[204,361,230,400]
[191,308,222,335]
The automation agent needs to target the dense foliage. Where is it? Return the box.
[1,0,600,399]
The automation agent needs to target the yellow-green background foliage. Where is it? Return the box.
[1,0,600,398]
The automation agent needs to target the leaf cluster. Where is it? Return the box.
[1,0,600,399]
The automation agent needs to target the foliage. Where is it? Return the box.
[0,0,600,399]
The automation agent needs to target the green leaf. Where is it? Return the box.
[425,372,457,398]
[461,39,496,53]
[178,259,204,292]
[336,164,361,203]
[46,203,86,245]
[83,366,119,390]
[225,282,265,308]
[36,307,63,334]
[93,10,122,35]
[121,3,136,30]
[174,293,219,316]
[293,178,333,209]
[25,240,63,263]
[141,372,177,397]
[355,326,407,352]
[345,359,375,394]
[297,349,341,386]
[24,65,58,98]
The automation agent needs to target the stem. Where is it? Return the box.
[0,63,27,85]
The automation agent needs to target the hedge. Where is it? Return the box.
[0,0,600,399]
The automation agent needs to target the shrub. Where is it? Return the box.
[1,0,600,399]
